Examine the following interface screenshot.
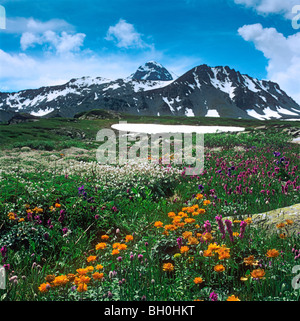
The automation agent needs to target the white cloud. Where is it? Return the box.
[105,19,153,49]
[238,23,300,103]
[234,0,299,19]
[4,17,74,34]
[20,30,86,54]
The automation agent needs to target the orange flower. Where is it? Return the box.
[74,275,91,285]
[193,277,203,284]
[202,232,213,242]
[118,244,127,251]
[38,283,51,293]
[77,283,87,292]
[216,246,230,260]
[111,249,120,255]
[187,237,199,245]
[86,255,97,263]
[197,208,206,214]
[214,264,225,272]
[203,200,211,206]
[182,231,193,239]
[285,219,294,225]
[96,264,103,270]
[243,255,258,266]
[250,269,265,279]
[101,235,109,241]
[55,203,61,208]
[184,218,196,224]
[52,275,69,287]
[276,223,285,229]
[227,295,240,301]
[76,268,88,275]
[279,233,287,239]
[113,242,121,249]
[203,249,213,257]
[92,272,104,280]
[180,246,190,254]
[125,235,133,242]
[162,263,174,272]
[168,212,176,218]
[164,224,177,231]
[86,266,94,272]
[95,242,107,250]
[195,193,203,200]
[266,249,280,258]
[154,221,163,228]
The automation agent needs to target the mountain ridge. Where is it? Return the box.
[0,61,300,122]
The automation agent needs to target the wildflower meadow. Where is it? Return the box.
[0,118,299,302]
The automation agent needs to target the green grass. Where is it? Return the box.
[0,115,299,301]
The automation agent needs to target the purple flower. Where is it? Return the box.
[224,219,234,242]
[239,221,247,239]
[204,220,211,233]
[215,215,226,239]
[177,237,183,249]
[209,291,218,301]
[62,228,68,235]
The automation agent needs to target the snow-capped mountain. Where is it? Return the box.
[0,61,300,121]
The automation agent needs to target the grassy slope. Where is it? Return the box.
[0,114,299,150]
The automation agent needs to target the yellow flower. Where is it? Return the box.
[227,295,240,301]
[154,221,163,228]
[173,253,181,259]
[95,242,107,250]
[193,277,203,284]
[162,263,174,272]
[180,246,190,254]
[125,235,133,242]
[266,249,280,258]
[86,255,97,263]
[214,264,225,272]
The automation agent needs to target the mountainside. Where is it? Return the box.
[1,61,300,122]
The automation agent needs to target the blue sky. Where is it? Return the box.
[1,0,300,102]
